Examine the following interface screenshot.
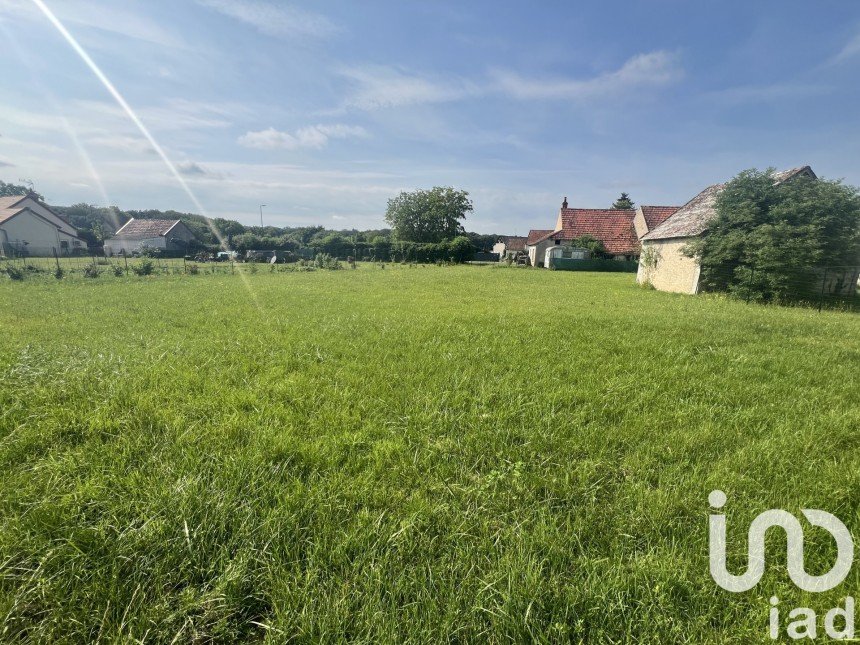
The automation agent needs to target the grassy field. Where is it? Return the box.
[0,265,858,642]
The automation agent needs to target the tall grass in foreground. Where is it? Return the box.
[0,266,858,642]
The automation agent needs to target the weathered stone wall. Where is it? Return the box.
[637,238,701,294]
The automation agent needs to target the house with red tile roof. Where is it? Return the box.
[104,218,198,256]
[526,229,554,246]
[633,205,681,239]
[0,193,87,257]
[525,197,679,267]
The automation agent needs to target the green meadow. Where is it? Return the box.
[0,265,858,642]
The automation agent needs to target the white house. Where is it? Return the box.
[492,236,528,261]
[104,218,197,256]
[0,193,87,257]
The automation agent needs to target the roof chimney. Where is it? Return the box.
[562,196,568,209]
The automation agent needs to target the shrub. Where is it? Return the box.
[188,264,200,275]
[314,253,342,270]
[54,267,65,280]
[83,264,102,279]
[4,265,24,281]
[131,259,155,276]
[565,235,609,260]
[248,263,258,274]
[112,266,124,277]
[138,246,162,258]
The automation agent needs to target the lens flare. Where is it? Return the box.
[30,0,217,225]
[0,19,120,230]
[30,0,261,307]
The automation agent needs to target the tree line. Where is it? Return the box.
[0,182,502,261]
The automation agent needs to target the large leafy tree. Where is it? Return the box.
[212,217,245,243]
[611,192,634,209]
[385,187,472,243]
[689,169,860,301]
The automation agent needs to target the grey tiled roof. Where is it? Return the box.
[113,218,182,239]
[502,236,528,251]
[0,196,26,211]
[642,166,816,241]
[641,183,725,241]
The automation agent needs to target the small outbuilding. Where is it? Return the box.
[524,229,555,267]
[492,236,528,261]
[104,218,197,256]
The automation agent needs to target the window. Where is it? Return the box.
[60,241,69,249]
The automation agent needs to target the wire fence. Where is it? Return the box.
[697,263,859,312]
[2,251,858,313]
[0,251,242,276]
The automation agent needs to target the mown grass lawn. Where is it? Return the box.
[0,265,858,643]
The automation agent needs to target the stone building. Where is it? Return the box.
[637,166,817,294]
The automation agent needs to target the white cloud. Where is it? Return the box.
[338,52,681,112]
[196,0,336,39]
[490,51,682,100]
[238,124,368,150]
[86,135,155,154]
[340,65,480,110]
[0,0,186,49]
[705,82,829,106]
[73,99,237,132]
[831,30,860,64]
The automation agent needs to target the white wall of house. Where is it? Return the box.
[633,209,649,239]
[0,210,63,256]
[166,223,196,245]
[104,236,167,256]
[527,238,559,267]
[637,238,701,294]
[15,197,84,251]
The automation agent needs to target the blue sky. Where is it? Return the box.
[1,0,859,234]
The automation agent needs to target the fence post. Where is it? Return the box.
[53,248,60,273]
[818,267,828,313]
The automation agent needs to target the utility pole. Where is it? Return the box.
[259,204,266,228]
